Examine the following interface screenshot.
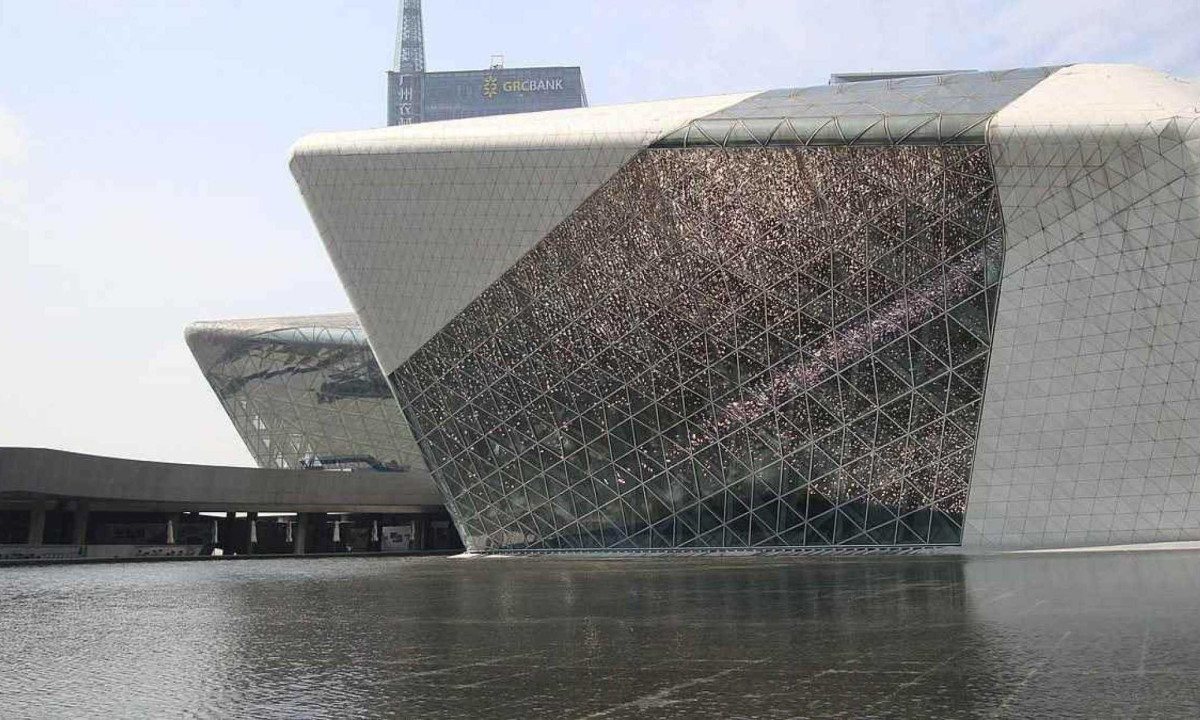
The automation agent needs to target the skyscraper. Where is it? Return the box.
[384,0,586,126]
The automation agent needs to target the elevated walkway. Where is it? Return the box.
[0,447,445,513]
[0,447,457,560]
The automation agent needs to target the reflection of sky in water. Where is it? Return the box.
[2,553,1198,717]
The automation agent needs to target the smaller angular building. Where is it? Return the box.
[186,314,423,473]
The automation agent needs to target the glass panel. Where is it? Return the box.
[191,316,423,472]
[394,144,1004,552]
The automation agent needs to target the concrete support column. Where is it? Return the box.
[73,500,89,547]
[224,511,235,551]
[166,514,180,545]
[293,513,309,555]
[247,511,258,555]
[27,505,46,546]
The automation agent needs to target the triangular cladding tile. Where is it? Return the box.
[974,64,1200,549]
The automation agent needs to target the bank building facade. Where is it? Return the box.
[194,64,1200,554]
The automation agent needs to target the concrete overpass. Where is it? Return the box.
[0,447,456,559]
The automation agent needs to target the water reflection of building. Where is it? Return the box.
[292,64,1200,554]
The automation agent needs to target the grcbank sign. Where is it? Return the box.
[483,74,567,99]
[400,67,586,124]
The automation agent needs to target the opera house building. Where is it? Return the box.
[192,64,1200,554]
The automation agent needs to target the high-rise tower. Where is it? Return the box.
[385,0,586,126]
[392,0,425,74]
[386,0,425,125]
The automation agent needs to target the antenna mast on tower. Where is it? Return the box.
[392,0,426,73]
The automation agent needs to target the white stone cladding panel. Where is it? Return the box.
[966,65,1200,550]
[290,94,753,375]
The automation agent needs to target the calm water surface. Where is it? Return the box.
[1,552,1199,718]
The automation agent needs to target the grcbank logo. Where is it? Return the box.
[482,75,499,99]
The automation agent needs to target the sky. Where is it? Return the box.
[1,0,1198,468]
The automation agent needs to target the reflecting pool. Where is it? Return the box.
[1,551,1198,718]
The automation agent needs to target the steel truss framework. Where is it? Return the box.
[392,144,1005,552]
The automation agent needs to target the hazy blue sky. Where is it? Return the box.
[2,0,1198,467]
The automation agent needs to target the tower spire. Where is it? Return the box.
[392,0,425,73]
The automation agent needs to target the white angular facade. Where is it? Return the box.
[291,65,1200,552]
[290,94,752,374]
[968,66,1200,548]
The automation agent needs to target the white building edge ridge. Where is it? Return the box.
[288,64,1200,553]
